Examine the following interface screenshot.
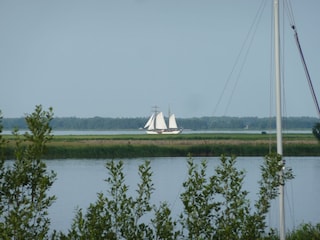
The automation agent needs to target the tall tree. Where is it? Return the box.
[0,105,56,239]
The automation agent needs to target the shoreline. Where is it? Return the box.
[4,133,320,159]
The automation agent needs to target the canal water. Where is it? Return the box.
[45,156,320,234]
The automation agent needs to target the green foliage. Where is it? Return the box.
[5,141,318,160]
[214,155,251,239]
[61,160,157,239]
[0,105,56,239]
[59,154,294,239]
[179,158,218,239]
[152,202,179,240]
[179,154,294,240]
[0,111,6,229]
[253,154,294,231]
[59,159,181,239]
[0,111,6,159]
[286,223,320,240]
[4,131,317,159]
[312,122,320,141]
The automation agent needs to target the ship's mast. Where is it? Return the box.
[273,0,285,239]
[152,105,159,130]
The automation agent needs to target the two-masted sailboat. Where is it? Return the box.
[144,107,182,134]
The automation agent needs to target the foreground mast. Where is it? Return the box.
[273,0,285,239]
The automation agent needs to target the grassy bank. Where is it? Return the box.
[4,133,320,159]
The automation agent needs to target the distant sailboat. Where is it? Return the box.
[144,107,182,134]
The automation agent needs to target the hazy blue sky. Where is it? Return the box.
[1,0,319,118]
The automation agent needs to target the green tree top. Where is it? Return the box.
[0,105,56,240]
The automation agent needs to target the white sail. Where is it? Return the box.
[144,113,155,129]
[168,114,178,129]
[155,112,167,129]
[147,117,155,130]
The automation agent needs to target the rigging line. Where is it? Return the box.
[292,26,320,118]
[281,0,288,135]
[285,172,296,230]
[223,0,269,116]
[284,0,295,27]
[284,0,320,118]
[223,2,266,116]
[268,1,275,153]
[212,0,267,116]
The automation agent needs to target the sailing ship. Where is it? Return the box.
[144,108,182,134]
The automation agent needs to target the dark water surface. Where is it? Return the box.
[45,156,320,234]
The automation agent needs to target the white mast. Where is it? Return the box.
[274,0,285,239]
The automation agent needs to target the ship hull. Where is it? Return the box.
[146,129,182,135]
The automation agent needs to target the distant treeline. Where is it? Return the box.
[2,116,319,131]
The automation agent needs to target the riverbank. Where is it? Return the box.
[4,133,320,159]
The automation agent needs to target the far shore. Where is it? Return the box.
[4,133,320,159]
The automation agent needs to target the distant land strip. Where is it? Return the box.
[2,116,319,131]
[4,133,320,159]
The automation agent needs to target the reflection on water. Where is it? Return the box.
[45,157,320,233]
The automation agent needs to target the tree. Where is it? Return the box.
[179,159,218,239]
[152,202,179,240]
[312,122,320,141]
[61,153,293,239]
[0,105,56,239]
[179,154,293,239]
[62,160,157,239]
[0,111,7,229]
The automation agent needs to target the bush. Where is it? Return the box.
[287,223,320,240]
[56,153,294,239]
[0,105,56,239]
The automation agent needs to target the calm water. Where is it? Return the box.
[44,156,320,234]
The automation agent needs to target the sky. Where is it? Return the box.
[0,0,319,118]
